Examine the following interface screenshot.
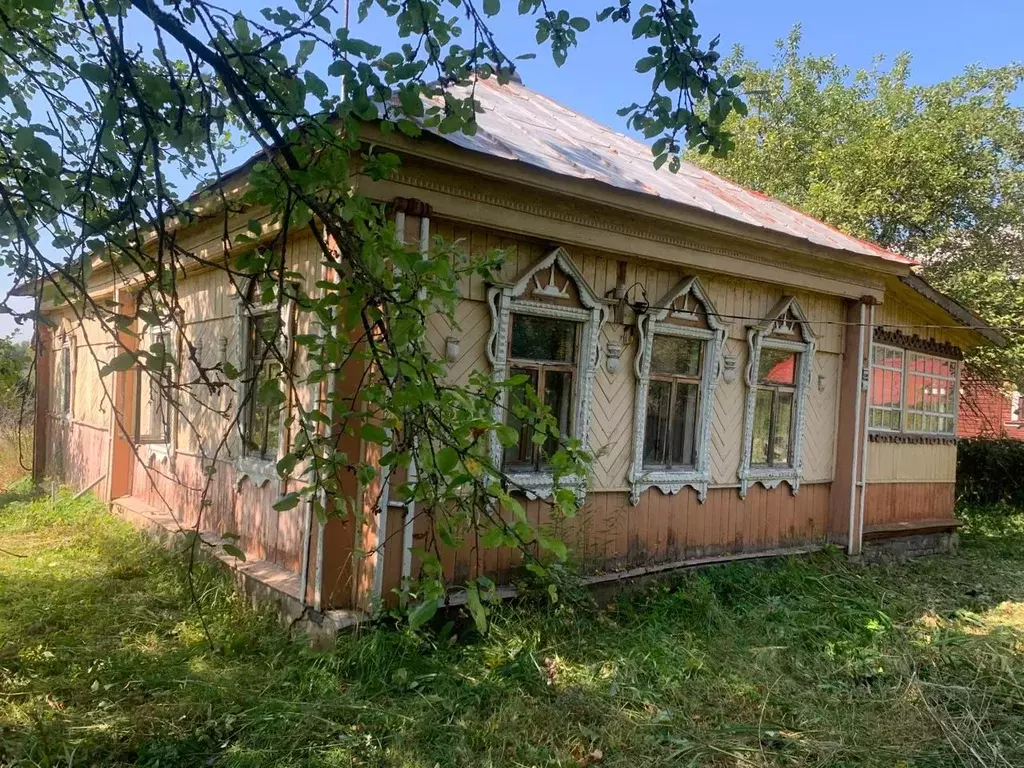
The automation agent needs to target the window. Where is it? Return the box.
[486,246,607,498]
[905,352,957,435]
[644,335,702,468]
[739,296,815,498]
[1011,391,1022,424]
[55,337,71,416]
[629,276,726,505]
[504,314,578,471]
[868,345,958,436]
[136,330,173,444]
[868,344,904,431]
[243,311,284,461]
[750,347,799,467]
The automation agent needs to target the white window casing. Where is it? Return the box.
[234,285,294,488]
[628,276,727,505]
[739,296,816,498]
[868,344,959,437]
[486,246,609,500]
[136,325,176,461]
[57,332,73,418]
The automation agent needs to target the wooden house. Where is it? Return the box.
[33,78,1004,624]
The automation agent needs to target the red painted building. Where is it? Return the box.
[958,381,1024,439]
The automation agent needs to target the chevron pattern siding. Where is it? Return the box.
[711,338,746,484]
[804,352,840,482]
[589,324,635,491]
[426,300,492,387]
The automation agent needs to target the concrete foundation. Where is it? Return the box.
[861,530,958,565]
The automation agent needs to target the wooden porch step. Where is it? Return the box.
[862,518,961,540]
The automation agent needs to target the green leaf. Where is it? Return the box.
[436,446,459,474]
[359,424,389,444]
[483,0,500,16]
[222,543,247,561]
[465,582,489,634]
[408,598,438,630]
[276,454,298,476]
[102,352,136,375]
[233,14,250,41]
[79,62,107,84]
[273,493,300,512]
[296,39,315,68]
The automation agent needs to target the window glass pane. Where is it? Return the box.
[542,369,574,458]
[758,348,797,385]
[773,390,794,466]
[505,367,538,467]
[873,345,904,368]
[872,368,903,408]
[509,315,576,363]
[670,381,700,467]
[751,388,773,464]
[643,379,672,467]
[650,335,702,377]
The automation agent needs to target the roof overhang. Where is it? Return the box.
[899,274,1006,347]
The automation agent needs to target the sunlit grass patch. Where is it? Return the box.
[3,489,1024,766]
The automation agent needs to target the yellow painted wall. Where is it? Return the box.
[866,441,957,484]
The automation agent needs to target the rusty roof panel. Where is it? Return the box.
[428,79,914,267]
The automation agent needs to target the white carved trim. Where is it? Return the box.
[738,296,816,498]
[235,455,278,490]
[488,246,610,499]
[628,276,727,506]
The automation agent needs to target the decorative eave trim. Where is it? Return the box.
[389,197,433,217]
[873,327,963,360]
[388,171,888,291]
[868,432,957,446]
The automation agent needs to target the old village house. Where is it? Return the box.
[34,79,1005,627]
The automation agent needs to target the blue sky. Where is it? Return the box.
[347,0,1024,129]
[6,0,1022,339]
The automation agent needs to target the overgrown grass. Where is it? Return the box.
[3,488,1024,767]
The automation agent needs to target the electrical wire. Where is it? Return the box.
[627,302,1021,333]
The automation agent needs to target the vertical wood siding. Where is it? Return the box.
[864,483,956,527]
[406,483,831,589]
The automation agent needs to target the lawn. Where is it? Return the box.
[3,485,1024,767]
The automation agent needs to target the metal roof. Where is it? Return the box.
[427,78,915,267]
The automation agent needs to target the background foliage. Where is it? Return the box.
[693,27,1024,385]
[956,438,1024,510]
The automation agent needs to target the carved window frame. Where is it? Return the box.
[234,283,295,488]
[56,330,74,419]
[135,324,176,462]
[739,296,816,498]
[485,246,609,499]
[629,276,727,505]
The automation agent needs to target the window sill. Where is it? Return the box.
[629,468,709,505]
[868,432,956,446]
[740,466,800,496]
[235,455,279,489]
[138,442,173,464]
[504,469,584,501]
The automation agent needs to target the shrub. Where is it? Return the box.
[957,438,1024,509]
